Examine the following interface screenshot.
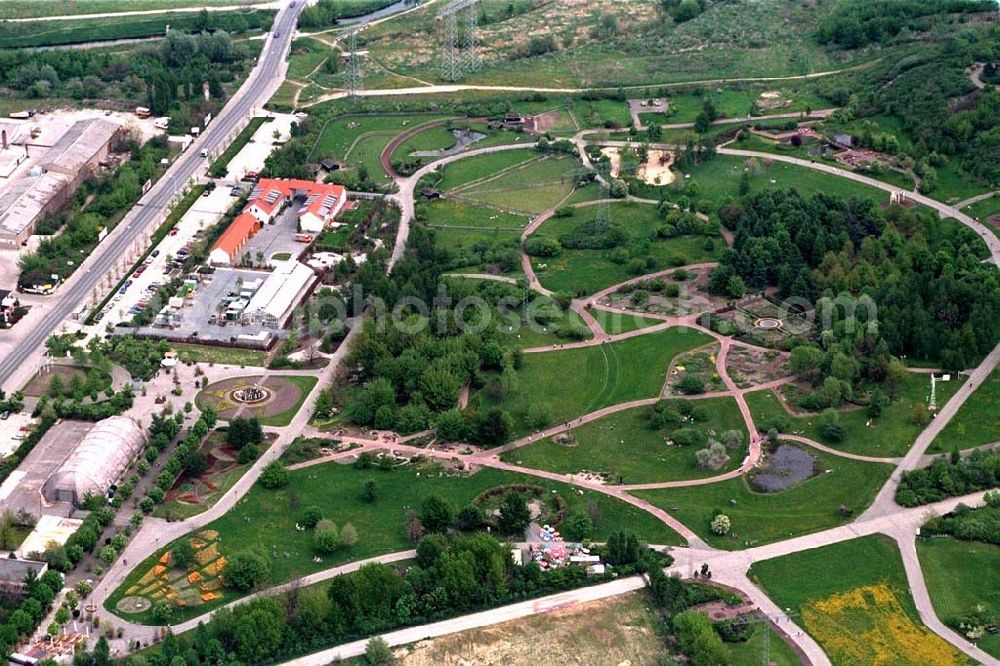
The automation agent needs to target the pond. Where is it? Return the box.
[748,443,818,492]
[412,129,487,158]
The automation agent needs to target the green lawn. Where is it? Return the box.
[107,461,683,624]
[750,535,970,666]
[531,202,722,296]
[746,371,959,457]
[664,154,886,206]
[730,624,802,666]
[308,114,449,162]
[456,154,579,215]
[932,161,993,206]
[634,447,892,549]
[587,307,663,336]
[918,536,1000,659]
[930,367,1000,453]
[472,327,713,434]
[0,0,269,19]
[424,199,530,231]
[171,343,267,368]
[0,8,273,48]
[964,195,1000,221]
[501,398,747,484]
[437,150,539,190]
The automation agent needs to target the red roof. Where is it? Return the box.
[248,178,345,220]
[211,212,259,259]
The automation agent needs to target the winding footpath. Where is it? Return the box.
[87,88,1000,666]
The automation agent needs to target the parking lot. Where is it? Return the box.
[92,184,239,329]
[130,266,274,343]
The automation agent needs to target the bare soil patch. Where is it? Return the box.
[397,591,666,665]
[22,365,87,397]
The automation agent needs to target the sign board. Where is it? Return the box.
[97,226,108,242]
[142,179,152,194]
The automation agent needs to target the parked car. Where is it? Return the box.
[0,412,9,420]
[151,250,160,257]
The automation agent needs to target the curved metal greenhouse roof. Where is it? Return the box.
[43,416,145,505]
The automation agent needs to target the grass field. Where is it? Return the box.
[170,343,267,368]
[308,114,449,162]
[423,199,530,231]
[929,367,1000,453]
[588,308,663,335]
[0,8,273,48]
[745,371,959,457]
[107,461,684,624]
[663,154,886,206]
[531,202,722,296]
[0,0,269,19]
[918,536,1000,659]
[634,447,892,549]
[473,327,712,434]
[501,398,747,484]
[454,155,579,216]
[750,535,968,666]
[964,196,1000,221]
[436,150,539,190]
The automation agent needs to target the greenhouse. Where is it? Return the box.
[43,416,145,506]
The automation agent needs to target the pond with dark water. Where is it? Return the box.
[748,443,818,492]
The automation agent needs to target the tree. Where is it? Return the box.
[711,514,731,535]
[474,408,514,446]
[910,403,931,426]
[695,441,729,470]
[171,539,197,569]
[365,636,394,665]
[361,480,378,503]
[435,409,468,442]
[340,523,358,547]
[673,610,732,665]
[694,112,711,134]
[259,460,289,489]
[456,504,485,531]
[497,492,532,535]
[225,550,271,591]
[314,520,341,553]
[820,409,846,443]
[301,506,323,529]
[420,495,456,533]
[560,510,593,541]
[789,345,824,383]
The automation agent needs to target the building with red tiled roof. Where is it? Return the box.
[209,179,347,266]
[244,178,346,232]
[209,212,261,266]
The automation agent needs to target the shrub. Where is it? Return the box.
[259,460,289,489]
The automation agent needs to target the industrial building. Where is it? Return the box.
[0,121,28,179]
[41,416,145,506]
[0,118,127,248]
[36,118,128,189]
[244,259,318,328]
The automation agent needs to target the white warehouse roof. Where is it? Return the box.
[245,260,316,327]
[43,416,145,505]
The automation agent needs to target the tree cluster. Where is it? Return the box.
[896,449,1000,506]
[814,0,995,48]
[921,493,1000,544]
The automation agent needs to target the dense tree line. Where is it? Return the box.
[0,569,65,658]
[814,0,995,48]
[922,492,1000,544]
[710,189,1000,371]
[896,449,1000,506]
[75,532,651,665]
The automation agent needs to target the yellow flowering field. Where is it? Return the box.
[803,584,965,665]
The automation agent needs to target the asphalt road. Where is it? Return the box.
[0,1,302,392]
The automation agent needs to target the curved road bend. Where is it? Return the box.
[0,2,303,393]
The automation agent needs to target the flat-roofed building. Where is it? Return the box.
[0,171,72,248]
[244,259,317,328]
[37,118,127,190]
